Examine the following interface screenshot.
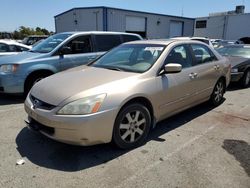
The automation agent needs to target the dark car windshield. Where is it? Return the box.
[217,46,250,58]
[91,44,165,73]
[30,33,72,53]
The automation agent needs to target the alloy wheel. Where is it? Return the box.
[244,70,250,86]
[214,81,224,103]
[119,110,146,143]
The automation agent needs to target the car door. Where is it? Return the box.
[189,44,221,100]
[155,44,198,119]
[58,35,98,71]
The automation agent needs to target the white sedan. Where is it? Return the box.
[0,39,31,57]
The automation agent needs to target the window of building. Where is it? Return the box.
[195,20,207,28]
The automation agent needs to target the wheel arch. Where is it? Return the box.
[117,96,155,127]
[24,69,55,92]
[217,76,227,93]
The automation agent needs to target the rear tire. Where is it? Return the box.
[24,72,52,96]
[210,79,225,106]
[240,69,250,88]
[112,103,151,149]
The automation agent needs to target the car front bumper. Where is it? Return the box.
[24,95,119,146]
[230,72,244,82]
[0,73,24,93]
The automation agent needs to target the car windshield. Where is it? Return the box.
[30,33,72,53]
[91,44,165,73]
[217,46,250,58]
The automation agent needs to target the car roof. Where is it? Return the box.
[24,35,48,37]
[0,39,19,45]
[61,31,142,37]
[172,36,210,40]
[222,44,250,48]
[124,39,206,46]
[0,39,31,48]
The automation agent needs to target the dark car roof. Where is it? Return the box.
[222,44,250,48]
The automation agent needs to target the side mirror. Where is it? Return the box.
[162,63,182,74]
[59,46,72,56]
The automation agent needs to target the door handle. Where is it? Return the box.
[189,72,198,79]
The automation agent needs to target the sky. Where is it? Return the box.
[0,0,249,32]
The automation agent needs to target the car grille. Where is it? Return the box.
[28,117,55,135]
[30,95,56,110]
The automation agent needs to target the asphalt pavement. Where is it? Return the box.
[0,85,249,188]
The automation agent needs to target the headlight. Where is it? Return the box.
[231,68,238,73]
[0,64,18,73]
[57,94,106,115]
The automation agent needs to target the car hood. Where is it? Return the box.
[30,66,139,106]
[227,56,250,68]
[0,51,47,65]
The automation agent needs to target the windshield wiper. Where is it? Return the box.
[102,66,124,72]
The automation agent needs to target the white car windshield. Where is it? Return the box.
[92,44,165,73]
[30,33,72,53]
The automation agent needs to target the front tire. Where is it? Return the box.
[240,69,250,88]
[210,79,225,106]
[112,103,151,149]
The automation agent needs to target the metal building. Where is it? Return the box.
[194,5,250,40]
[54,6,194,39]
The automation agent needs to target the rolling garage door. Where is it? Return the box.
[126,16,146,37]
[169,21,183,37]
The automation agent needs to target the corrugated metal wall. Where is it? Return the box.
[194,13,250,40]
[194,16,225,39]
[55,7,194,39]
[106,8,194,39]
[226,14,250,40]
[55,8,104,33]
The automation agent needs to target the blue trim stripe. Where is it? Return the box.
[54,6,194,21]
[103,7,108,31]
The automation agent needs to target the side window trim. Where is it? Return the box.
[163,44,193,68]
[157,44,193,76]
[190,43,214,66]
[208,48,218,61]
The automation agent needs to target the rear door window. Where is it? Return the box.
[122,35,141,42]
[15,45,29,52]
[95,35,122,52]
[9,45,18,52]
[0,43,9,52]
[190,44,216,65]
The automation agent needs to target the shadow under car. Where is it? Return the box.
[16,101,219,172]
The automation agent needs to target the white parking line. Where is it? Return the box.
[115,125,216,188]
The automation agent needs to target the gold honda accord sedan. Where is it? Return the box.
[24,39,231,149]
